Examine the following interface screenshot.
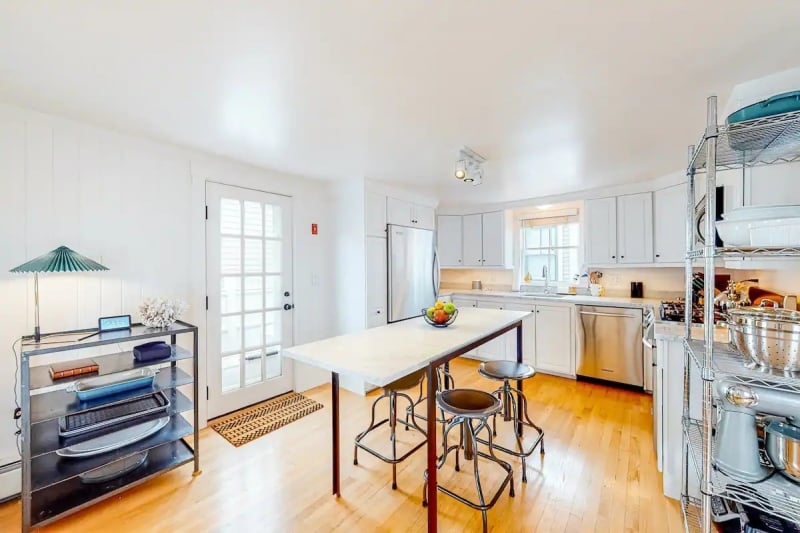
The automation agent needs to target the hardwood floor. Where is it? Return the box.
[0,359,683,532]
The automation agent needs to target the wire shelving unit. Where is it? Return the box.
[19,321,200,532]
[681,96,800,532]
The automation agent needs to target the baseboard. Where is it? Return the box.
[0,462,20,503]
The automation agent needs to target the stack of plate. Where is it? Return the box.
[716,205,800,247]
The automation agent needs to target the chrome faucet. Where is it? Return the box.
[542,265,552,294]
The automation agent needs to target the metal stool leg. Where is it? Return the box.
[354,392,386,466]
[354,389,426,490]
[476,379,545,484]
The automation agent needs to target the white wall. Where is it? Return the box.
[0,103,336,469]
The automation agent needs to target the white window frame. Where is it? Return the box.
[517,212,581,289]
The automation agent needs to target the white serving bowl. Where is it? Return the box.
[723,205,800,221]
[715,219,751,246]
[749,217,800,247]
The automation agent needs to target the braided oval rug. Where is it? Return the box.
[209,392,323,447]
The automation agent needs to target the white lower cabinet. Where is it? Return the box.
[502,303,536,366]
[365,236,387,328]
[452,298,479,357]
[532,304,574,376]
[658,337,702,500]
[476,300,508,360]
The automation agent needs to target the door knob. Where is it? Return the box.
[284,304,294,310]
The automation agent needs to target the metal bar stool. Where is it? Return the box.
[422,388,515,533]
[353,369,427,490]
[476,360,545,483]
[405,362,456,429]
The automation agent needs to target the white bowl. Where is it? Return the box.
[715,219,751,246]
[749,217,800,247]
[723,205,800,221]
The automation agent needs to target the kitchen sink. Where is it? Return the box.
[520,293,568,298]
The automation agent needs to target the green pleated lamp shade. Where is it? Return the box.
[9,246,109,273]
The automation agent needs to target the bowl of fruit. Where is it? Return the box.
[422,301,458,327]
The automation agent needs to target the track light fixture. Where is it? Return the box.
[453,147,485,186]
[454,160,467,179]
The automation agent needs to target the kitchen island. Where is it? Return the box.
[283,307,531,533]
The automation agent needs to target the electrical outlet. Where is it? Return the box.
[311,273,319,287]
[609,275,621,286]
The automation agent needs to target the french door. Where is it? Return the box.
[206,182,293,418]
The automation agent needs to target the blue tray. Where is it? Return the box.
[727,90,800,124]
[70,369,156,401]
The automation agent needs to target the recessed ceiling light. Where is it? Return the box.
[464,178,474,183]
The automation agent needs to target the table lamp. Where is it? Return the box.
[10,246,109,342]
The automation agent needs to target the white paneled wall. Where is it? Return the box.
[0,104,335,470]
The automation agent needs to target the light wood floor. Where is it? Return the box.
[0,359,682,532]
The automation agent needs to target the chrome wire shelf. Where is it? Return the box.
[682,495,702,533]
[685,340,800,394]
[712,469,800,525]
[683,417,704,483]
[687,246,800,259]
[689,109,800,172]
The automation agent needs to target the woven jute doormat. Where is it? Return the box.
[209,392,323,447]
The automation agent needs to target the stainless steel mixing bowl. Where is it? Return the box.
[727,306,800,372]
[765,420,800,484]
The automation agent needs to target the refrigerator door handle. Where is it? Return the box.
[433,245,440,297]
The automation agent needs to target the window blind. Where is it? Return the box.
[520,214,579,228]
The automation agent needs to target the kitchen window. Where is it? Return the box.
[520,216,580,284]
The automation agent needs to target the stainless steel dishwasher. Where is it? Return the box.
[576,305,644,387]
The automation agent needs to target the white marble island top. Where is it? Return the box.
[284,308,531,386]
[440,289,661,309]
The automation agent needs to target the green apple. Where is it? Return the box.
[426,306,436,319]
[443,302,456,315]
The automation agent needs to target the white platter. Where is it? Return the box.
[57,416,169,458]
[723,205,800,221]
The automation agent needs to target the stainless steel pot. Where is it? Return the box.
[765,420,800,484]
[727,305,800,372]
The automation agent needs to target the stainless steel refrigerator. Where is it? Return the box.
[387,224,439,322]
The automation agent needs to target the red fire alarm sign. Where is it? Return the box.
[311,223,318,235]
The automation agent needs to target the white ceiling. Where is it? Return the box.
[2,2,800,205]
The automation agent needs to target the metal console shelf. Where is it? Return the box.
[681,96,800,532]
[19,321,200,531]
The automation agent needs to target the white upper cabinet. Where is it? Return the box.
[617,192,654,264]
[386,196,435,230]
[387,197,414,227]
[439,211,509,268]
[413,205,435,230]
[365,191,387,237]
[437,215,463,266]
[481,211,505,266]
[461,214,484,267]
[365,236,387,328]
[584,197,617,264]
[653,184,686,263]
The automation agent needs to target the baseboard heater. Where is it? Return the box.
[0,461,20,503]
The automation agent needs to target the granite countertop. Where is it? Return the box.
[440,288,661,309]
[654,320,730,343]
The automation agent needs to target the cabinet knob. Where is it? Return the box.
[611,255,616,259]
[621,255,625,259]
[377,310,381,314]
[655,254,660,258]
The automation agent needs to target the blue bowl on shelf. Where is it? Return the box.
[421,308,458,328]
